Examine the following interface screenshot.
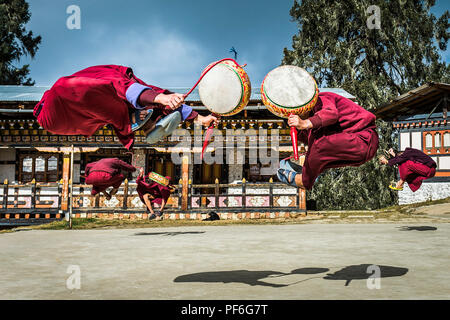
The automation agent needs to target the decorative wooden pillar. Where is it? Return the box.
[122,179,129,210]
[298,188,306,212]
[214,178,219,210]
[61,153,70,212]
[3,179,8,209]
[181,155,189,211]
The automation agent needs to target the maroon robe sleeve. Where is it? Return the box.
[388,153,409,167]
[130,71,174,106]
[185,110,199,122]
[114,159,136,172]
[308,95,339,129]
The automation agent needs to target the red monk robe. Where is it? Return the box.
[33,65,198,150]
[387,148,436,192]
[284,92,379,190]
[85,158,136,196]
[136,173,173,216]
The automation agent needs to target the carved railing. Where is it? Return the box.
[0,178,306,225]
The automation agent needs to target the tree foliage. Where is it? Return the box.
[0,0,41,85]
[283,0,449,210]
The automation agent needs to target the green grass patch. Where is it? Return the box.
[7,216,311,232]
[381,196,450,214]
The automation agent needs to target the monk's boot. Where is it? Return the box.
[145,111,182,144]
[130,109,154,132]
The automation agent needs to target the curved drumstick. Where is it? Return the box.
[125,151,143,171]
[289,113,299,161]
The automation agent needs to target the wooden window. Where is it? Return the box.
[425,133,433,150]
[423,130,450,155]
[444,133,450,148]
[435,133,442,150]
[19,153,61,183]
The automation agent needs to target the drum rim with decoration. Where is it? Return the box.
[198,59,251,117]
[148,171,169,186]
[260,65,319,119]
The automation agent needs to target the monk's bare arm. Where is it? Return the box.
[160,199,166,212]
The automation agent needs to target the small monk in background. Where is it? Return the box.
[136,168,175,220]
[379,147,436,191]
[85,158,136,199]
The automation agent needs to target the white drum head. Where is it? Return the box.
[198,64,243,114]
[263,65,316,108]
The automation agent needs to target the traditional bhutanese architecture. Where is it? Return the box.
[0,85,355,225]
[375,82,450,205]
[0,85,355,185]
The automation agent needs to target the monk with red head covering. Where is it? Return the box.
[277,92,379,190]
[136,168,175,220]
[33,65,218,150]
[85,158,136,199]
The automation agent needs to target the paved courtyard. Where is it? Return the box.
[0,223,449,299]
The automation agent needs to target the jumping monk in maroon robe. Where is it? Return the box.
[33,65,218,150]
[379,148,436,191]
[85,158,136,199]
[277,92,379,190]
[136,168,175,220]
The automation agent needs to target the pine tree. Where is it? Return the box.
[283,0,449,210]
[0,0,41,85]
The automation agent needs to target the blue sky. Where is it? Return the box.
[22,0,449,88]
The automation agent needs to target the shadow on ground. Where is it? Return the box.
[174,264,408,287]
[398,226,437,231]
[134,231,205,236]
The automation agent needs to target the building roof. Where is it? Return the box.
[374,82,450,121]
[0,85,355,104]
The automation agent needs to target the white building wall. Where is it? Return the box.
[398,182,450,205]
[400,132,410,150]
[411,132,422,150]
[0,148,16,183]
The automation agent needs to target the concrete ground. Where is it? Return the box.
[0,223,449,300]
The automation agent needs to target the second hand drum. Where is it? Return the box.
[198,59,251,160]
[261,65,319,161]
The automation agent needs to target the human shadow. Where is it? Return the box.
[174,265,408,287]
[134,231,205,236]
[323,264,409,286]
[174,270,289,287]
[398,226,437,231]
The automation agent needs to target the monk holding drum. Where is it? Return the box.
[261,66,379,190]
[33,65,218,150]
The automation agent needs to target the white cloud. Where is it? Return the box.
[66,23,208,87]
